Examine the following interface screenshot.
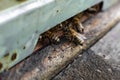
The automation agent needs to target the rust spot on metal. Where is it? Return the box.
[11,53,17,61]
[0,62,3,70]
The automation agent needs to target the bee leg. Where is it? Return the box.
[77,22,84,34]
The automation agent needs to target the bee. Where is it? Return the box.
[40,30,61,44]
[70,28,86,44]
[60,13,86,45]
[40,22,67,44]
[89,3,101,12]
[64,25,86,45]
[85,3,102,17]
[69,13,85,34]
[73,19,84,33]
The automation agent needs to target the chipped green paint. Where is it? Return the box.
[0,0,119,72]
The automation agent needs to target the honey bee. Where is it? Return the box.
[70,28,86,44]
[40,30,61,44]
[59,13,86,45]
[72,17,84,33]
[85,3,102,16]
[89,3,101,12]
[40,22,67,44]
[64,25,86,45]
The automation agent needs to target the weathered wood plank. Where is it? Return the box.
[91,22,120,70]
[1,2,120,80]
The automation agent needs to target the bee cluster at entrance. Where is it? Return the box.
[39,2,102,46]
